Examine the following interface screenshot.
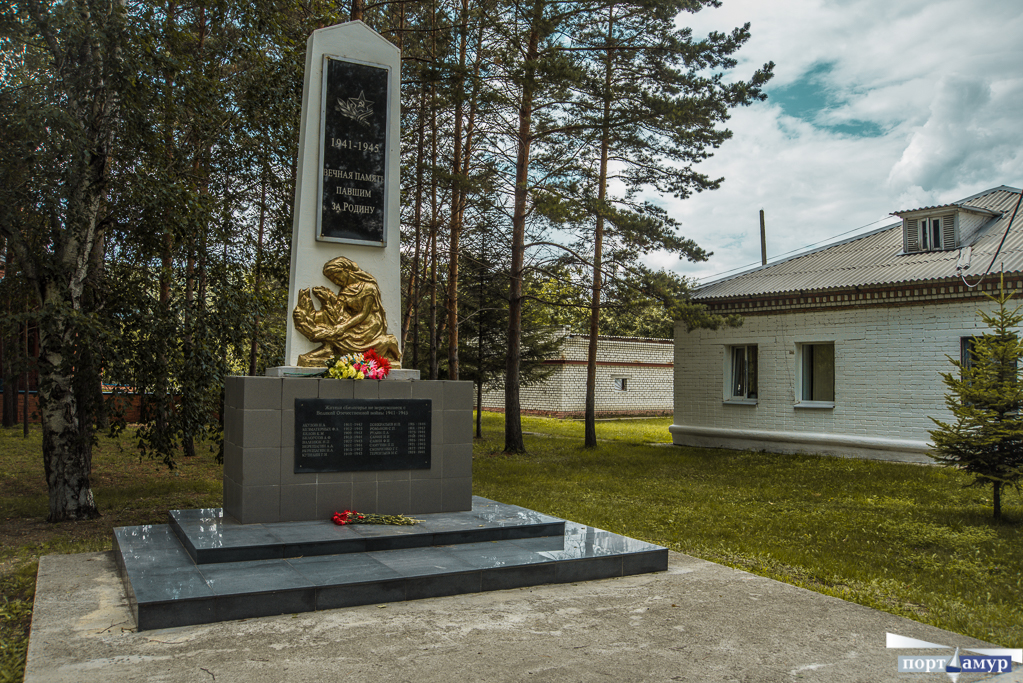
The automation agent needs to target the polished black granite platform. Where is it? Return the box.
[113,497,668,631]
[168,500,566,564]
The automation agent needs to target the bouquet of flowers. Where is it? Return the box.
[325,349,391,380]
[332,509,422,526]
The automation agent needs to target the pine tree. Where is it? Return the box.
[567,1,772,447]
[929,279,1023,520]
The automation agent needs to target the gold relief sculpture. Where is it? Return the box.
[292,256,402,367]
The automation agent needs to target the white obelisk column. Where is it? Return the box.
[277,21,405,374]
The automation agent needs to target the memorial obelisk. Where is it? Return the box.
[221,22,473,524]
[274,20,411,375]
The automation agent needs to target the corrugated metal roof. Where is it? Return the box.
[891,187,1005,216]
[695,186,1023,301]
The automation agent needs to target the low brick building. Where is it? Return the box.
[482,332,673,418]
[671,185,1023,463]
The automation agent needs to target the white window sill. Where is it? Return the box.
[794,401,835,410]
[723,398,758,406]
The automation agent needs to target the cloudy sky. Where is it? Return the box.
[651,0,1023,284]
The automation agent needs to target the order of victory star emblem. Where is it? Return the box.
[336,91,374,126]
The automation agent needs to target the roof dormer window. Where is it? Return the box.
[895,199,1003,255]
[921,216,944,250]
[903,213,956,253]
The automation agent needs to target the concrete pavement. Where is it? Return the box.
[24,550,1018,682]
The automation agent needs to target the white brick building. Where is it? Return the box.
[483,332,673,417]
[672,186,1023,463]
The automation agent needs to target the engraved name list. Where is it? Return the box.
[294,399,430,472]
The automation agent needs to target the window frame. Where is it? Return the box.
[613,376,629,392]
[904,212,957,253]
[920,216,942,251]
[724,344,759,405]
[961,335,1018,383]
[961,336,978,373]
[795,342,835,409]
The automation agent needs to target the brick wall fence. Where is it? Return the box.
[1,390,144,425]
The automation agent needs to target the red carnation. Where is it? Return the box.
[364,349,391,374]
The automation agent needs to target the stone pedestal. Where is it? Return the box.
[223,376,473,524]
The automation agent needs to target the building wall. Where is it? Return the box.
[482,335,674,416]
[671,299,1005,462]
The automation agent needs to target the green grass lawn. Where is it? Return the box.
[0,425,223,683]
[474,412,1022,648]
[0,413,1019,682]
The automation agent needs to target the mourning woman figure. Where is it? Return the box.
[292,256,402,367]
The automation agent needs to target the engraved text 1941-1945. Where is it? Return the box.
[318,57,389,245]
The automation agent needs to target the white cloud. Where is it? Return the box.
[888,75,993,191]
[656,0,1023,283]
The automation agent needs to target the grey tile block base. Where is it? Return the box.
[224,377,474,523]
[117,497,668,631]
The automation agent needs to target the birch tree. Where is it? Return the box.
[0,0,127,520]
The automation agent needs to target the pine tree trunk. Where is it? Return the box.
[584,8,614,449]
[428,80,440,380]
[993,481,1002,520]
[429,225,438,379]
[445,0,472,382]
[3,245,19,428]
[1,322,15,428]
[428,3,440,380]
[182,247,196,458]
[248,172,267,376]
[504,19,541,454]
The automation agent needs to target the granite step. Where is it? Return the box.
[113,497,669,631]
[169,498,566,564]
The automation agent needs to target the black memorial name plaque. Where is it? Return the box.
[294,399,430,473]
[317,56,390,246]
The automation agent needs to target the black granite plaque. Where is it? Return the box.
[317,56,389,246]
[294,399,430,472]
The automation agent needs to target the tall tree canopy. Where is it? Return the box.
[1,0,127,520]
[1,0,769,519]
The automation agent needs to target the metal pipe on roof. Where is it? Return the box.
[760,209,767,266]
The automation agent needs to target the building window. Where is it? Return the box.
[728,345,758,400]
[905,213,955,253]
[614,377,628,391]
[798,343,835,403]
[920,217,942,251]
[962,335,1016,380]
[961,336,978,372]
